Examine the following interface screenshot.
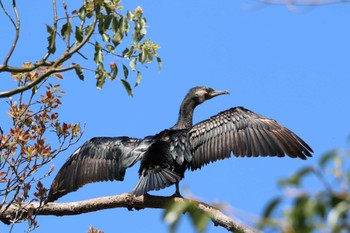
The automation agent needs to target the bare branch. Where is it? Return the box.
[0,0,16,27]
[1,0,21,65]
[0,193,258,233]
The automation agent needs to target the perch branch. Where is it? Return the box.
[0,193,258,233]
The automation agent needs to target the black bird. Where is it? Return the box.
[47,86,313,201]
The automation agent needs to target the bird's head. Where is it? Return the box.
[189,86,230,105]
[172,86,230,129]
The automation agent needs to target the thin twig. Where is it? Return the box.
[43,0,58,61]
[2,0,20,65]
[0,0,16,27]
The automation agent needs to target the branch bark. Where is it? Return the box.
[0,193,258,233]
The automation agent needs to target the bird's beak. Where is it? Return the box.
[210,89,230,97]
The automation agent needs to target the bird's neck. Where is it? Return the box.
[171,97,197,130]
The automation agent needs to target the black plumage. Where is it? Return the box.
[47,86,313,201]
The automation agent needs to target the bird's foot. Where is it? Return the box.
[171,191,183,198]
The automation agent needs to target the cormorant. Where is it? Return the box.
[47,86,313,201]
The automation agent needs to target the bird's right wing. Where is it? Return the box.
[47,137,145,202]
[188,107,313,170]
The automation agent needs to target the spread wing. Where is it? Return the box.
[189,107,313,170]
[47,136,146,202]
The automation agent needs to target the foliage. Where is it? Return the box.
[0,69,82,230]
[163,199,210,233]
[0,0,161,98]
[0,0,160,231]
[259,148,350,233]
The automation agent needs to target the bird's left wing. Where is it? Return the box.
[188,107,313,170]
[47,136,145,202]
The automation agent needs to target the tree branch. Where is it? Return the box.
[42,0,58,61]
[0,66,76,98]
[0,5,98,98]
[0,193,258,233]
[0,3,99,98]
[1,0,20,66]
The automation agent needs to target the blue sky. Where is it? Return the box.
[1,1,350,232]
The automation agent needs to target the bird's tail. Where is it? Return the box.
[131,168,181,196]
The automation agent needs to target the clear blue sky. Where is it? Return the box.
[1,1,350,232]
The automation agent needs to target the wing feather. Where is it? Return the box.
[47,136,144,202]
[189,107,313,170]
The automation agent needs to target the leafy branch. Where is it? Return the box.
[259,148,350,232]
[0,0,161,98]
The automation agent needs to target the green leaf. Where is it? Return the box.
[103,15,112,31]
[139,47,147,64]
[75,26,83,43]
[319,149,338,169]
[262,197,282,218]
[94,42,103,64]
[129,58,137,71]
[95,75,105,89]
[102,33,110,43]
[120,79,133,96]
[31,85,38,96]
[106,44,115,53]
[126,10,134,20]
[84,25,92,36]
[61,21,72,39]
[95,71,105,89]
[112,32,123,46]
[163,201,189,233]
[132,30,144,43]
[163,201,209,233]
[46,25,56,54]
[72,63,84,81]
[103,2,112,15]
[95,62,106,89]
[119,16,129,35]
[123,64,129,79]
[135,71,142,87]
[187,204,209,233]
[122,47,134,59]
[147,50,154,62]
[328,201,350,231]
[278,166,314,187]
[157,57,162,71]
[78,6,86,20]
[98,12,106,35]
[112,17,119,33]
